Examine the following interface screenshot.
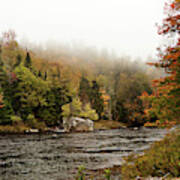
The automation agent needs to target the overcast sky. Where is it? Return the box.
[0,0,166,59]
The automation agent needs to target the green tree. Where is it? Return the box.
[24,52,32,69]
[111,71,152,125]
[89,80,104,119]
[79,76,91,105]
[38,70,42,78]
[44,71,47,80]
[13,65,49,120]
[80,103,98,120]
[0,92,14,125]
[62,97,98,121]
[36,85,71,126]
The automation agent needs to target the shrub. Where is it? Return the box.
[26,114,37,127]
[104,169,111,180]
[121,129,180,179]
[76,165,85,180]
[26,114,46,130]
[80,103,98,121]
[10,115,22,125]
[62,98,98,121]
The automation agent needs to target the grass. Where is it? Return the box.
[0,124,29,134]
[0,119,124,133]
[121,128,180,179]
[94,120,126,130]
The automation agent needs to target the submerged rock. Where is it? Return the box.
[63,117,94,132]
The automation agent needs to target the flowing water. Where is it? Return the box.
[0,128,169,180]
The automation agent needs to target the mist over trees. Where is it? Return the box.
[0,30,164,129]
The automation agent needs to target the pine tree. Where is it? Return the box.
[79,76,91,105]
[35,81,72,127]
[89,80,104,119]
[24,52,32,69]
[44,71,47,80]
[0,93,14,125]
[38,70,42,78]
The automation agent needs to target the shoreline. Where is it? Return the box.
[0,120,176,135]
[0,120,127,134]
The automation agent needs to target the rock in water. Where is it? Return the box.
[63,117,94,132]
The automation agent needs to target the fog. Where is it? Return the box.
[0,0,166,60]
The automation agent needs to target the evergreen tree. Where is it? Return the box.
[38,70,42,78]
[13,65,49,120]
[24,52,32,69]
[79,76,91,105]
[36,85,71,126]
[89,80,104,119]
[0,93,14,125]
[44,71,47,80]
[112,101,126,122]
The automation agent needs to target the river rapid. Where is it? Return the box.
[0,128,169,180]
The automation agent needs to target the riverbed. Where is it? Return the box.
[0,127,169,180]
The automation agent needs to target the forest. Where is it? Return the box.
[0,7,180,131]
[0,1,179,133]
[0,0,180,179]
[0,28,165,132]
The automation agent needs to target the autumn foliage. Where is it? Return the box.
[141,0,180,126]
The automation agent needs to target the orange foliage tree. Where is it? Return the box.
[141,0,180,126]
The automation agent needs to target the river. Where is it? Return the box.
[0,127,169,180]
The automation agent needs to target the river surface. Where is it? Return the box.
[0,128,169,180]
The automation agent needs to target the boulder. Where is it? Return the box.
[63,117,94,132]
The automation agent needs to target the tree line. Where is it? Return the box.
[1,23,177,130]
